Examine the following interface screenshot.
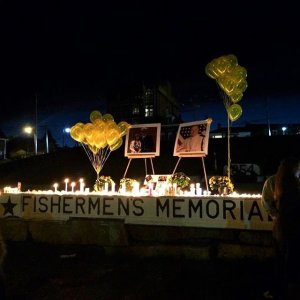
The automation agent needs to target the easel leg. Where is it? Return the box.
[150,158,155,174]
[172,157,182,175]
[144,158,148,175]
[123,159,132,178]
[202,157,209,191]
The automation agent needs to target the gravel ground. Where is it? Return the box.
[2,241,272,300]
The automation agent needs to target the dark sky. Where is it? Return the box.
[1,0,300,140]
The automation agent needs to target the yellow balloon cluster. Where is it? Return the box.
[69,110,131,176]
[205,54,247,122]
[70,111,130,153]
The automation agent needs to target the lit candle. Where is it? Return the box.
[172,183,177,195]
[104,182,108,193]
[53,183,58,193]
[79,178,84,193]
[190,183,195,195]
[196,187,202,196]
[111,182,115,193]
[133,182,140,194]
[64,178,69,192]
[120,183,126,194]
[71,182,76,193]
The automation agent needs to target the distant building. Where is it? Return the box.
[210,123,300,138]
[108,81,182,141]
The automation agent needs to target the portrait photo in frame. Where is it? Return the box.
[125,123,161,158]
[173,119,212,157]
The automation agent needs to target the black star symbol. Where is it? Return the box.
[1,197,17,216]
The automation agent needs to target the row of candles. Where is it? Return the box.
[0,176,262,198]
[2,178,208,196]
[1,178,261,197]
[53,179,207,196]
[54,178,91,193]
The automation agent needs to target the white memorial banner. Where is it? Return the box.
[0,194,272,231]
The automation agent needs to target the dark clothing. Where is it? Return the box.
[273,188,300,244]
[272,188,300,298]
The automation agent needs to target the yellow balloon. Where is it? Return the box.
[94,132,107,149]
[228,104,242,122]
[109,138,123,151]
[118,121,131,136]
[231,65,247,78]
[230,91,243,103]
[83,123,94,138]
[226,54,238,71]
[88,144,98,155]
[93,118,105,128]
[105,121,118,132]
[70,125,83,142]
[102,113,114,123]
[205,61,217,79]
[90,110,102,123]
[75,122,84,128]
[236,78,248,93]
[106,128,120,146]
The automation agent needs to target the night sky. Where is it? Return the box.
[1,1,300,143]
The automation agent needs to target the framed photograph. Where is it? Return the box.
[144,174,173,195]
[173,119,212,157]
[125,123,161,158]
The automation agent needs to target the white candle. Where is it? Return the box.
[64,178,69,192]
[196,188,202,196]
[190,183,195,195]
[104,182,108,193]
[111,182,115,193]
[53,183,58,193]
[196,183,200,189]
[172,183,177,195]
[133,182,140,194]
[71,182,76,193]
[79,178,84,193]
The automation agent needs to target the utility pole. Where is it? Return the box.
[267,96,271,136]
[34,94,38,155]
[45,127,49,153]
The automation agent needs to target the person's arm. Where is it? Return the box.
[261,176,278,219]
[129,140,136,153]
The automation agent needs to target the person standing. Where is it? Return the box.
[262,157,300,299]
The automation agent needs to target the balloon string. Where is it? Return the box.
[101,149,111,168]
[227,117,231,180]
[101,146,110,165]
[216,83,232,179]
[81,143,93,163]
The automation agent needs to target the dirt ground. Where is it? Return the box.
[1,241,273,300]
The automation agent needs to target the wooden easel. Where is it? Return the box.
[123,156,156,178]
[172,155,209,191]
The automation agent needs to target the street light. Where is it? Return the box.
[282,126,287,135]
[23,126,37,155]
